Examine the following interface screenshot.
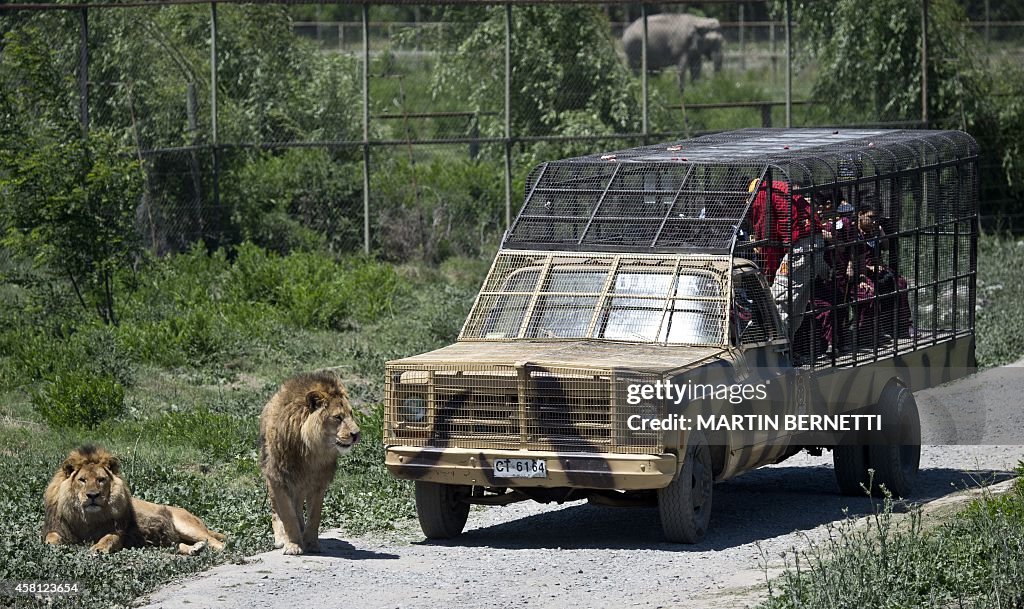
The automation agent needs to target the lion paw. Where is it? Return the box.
[90,542,114,554]
[180,540,208,556]
[303,538,322,553]
[282,542,304,556]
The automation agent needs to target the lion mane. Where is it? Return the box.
[42,445,227,555]
[258,370,361,555]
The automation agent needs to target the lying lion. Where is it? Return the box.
[43,445,227,555]
[258,370,361,555]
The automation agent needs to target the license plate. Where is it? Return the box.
[493,458,548,478]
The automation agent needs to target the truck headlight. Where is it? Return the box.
[399,396,427,422]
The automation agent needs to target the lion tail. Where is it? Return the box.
[209,530,227,542]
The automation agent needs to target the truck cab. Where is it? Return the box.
[383,128,979,543]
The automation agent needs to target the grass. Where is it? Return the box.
[0,243,486,609]
[759,471,1024,609]
[0,235,1020,608]
[976,234,1024,367]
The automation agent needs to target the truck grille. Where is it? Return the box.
[384,363,663,454]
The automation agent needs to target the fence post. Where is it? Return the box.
[187,83,204,238]
[785,0,792,128]
[738,3,745,71]
[984,0,990,47]
[362,3,371,254]
[921,0,929,127]
[504,3,512,230]
[641,3,648,142]
[210,2,220,247]
[78,8,89,135]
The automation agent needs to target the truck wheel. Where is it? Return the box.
[833,445,870,496]
[658,430,713,543]
[415,481,471,539]
[868,384,921,498]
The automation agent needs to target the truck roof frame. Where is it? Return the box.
[503,128,979,257]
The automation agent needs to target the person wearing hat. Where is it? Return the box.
[747,178,826,346]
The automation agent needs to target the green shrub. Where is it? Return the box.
[761,476,1024,609]
[31,371,126,430]
[226,242,403,328]
[221,148,362,254]
[117,304,263,369]
[0,323,136,393]
[373,157,504,262]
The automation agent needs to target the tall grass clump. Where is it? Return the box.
[761,470,1024,609]
[976,235,1024,367]
[31,371,126,430]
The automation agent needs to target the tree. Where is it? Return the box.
[788,0,984,125]
[428,5,640,139]
[0,25,143,325]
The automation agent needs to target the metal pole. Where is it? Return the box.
[362,3,371,254]
[210,4,217,146]
[641,3,648,141]
[984,0,990,49]
[78,8,89,135]
[921,0,928,127]
[785,0,792,128]
[210,2,219,245]
[504,3,512,230]
[769,14,776,77]
[738,3,745,71]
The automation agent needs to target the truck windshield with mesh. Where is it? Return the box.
[459,251,728,347]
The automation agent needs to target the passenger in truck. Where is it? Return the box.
[798,194,855,357]
[849,204,914,343]
[747,179,826,343]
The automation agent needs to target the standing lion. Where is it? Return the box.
[258,370,361,555]
[42,445,226,555]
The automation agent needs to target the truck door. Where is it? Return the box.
[730,270,796,465]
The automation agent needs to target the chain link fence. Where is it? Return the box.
[1,1,1022,260]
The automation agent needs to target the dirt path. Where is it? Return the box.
[138,361,1024,609]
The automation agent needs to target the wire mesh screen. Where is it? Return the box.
[497,128,977,369]
[384,362,664,454]
[508,158,762,252]
[765,129,981,368]
[461,251,729,346]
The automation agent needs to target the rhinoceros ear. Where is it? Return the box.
[306,390,328,411]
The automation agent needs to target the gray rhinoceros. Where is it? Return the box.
[622,13,725,91]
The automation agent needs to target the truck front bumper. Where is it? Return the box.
[385,446,677,490]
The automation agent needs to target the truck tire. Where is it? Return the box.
[658,430,713,543]
[415,481,471,539]
[833,445,871,496]
[868,384,921,498]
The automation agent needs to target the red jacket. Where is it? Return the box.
[750,180,814,279]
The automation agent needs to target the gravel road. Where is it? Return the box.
[138,361,1024,609]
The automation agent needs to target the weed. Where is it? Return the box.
[760,472,1024,609]
[31,371,126,430]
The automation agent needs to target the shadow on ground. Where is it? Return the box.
[418,465,1015,552]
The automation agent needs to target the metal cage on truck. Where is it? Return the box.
[383,128,979,543]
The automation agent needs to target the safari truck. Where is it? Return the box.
[383,128,978,543]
